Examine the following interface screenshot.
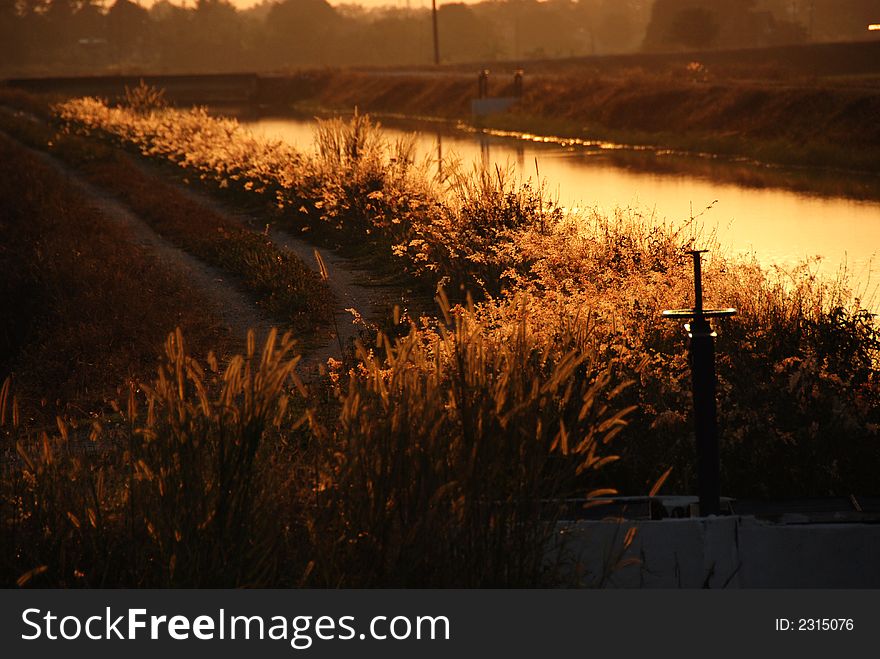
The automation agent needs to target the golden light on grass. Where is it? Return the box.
[49,97,880,504]
[4,91,880,588]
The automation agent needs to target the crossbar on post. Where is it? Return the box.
[662,250,736,516]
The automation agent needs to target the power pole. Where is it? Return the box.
[432,0,440,65]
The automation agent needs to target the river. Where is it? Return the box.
[242,114,880,301]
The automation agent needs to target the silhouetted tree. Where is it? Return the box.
[0,0,21,72]
[667,6,720,49]
[73,0,106,37]
[642,0,811,51]
[572,0,651,54]
[7,0,874,76]
[149,0,193,71]
[107,0,149,62]
[492,0,585,60]
[438,3,499,62]
[265,0,342,68]
[596,0,652,53]
[45,0,78,56]
[811,0,880,42]
[190,0,246,71]
[338,9,431,66]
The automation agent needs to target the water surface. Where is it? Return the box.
[243,114,880,299]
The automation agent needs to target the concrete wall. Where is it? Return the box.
[470,97,517,116]
[562,516,880,588]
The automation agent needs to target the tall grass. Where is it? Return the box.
[14,93,880,500]
[308,293,633,586]
[484,212,880,497]
[2,329,304,587]
[122,79,167,114]
[2,300,631,587]
[49,96,880,497]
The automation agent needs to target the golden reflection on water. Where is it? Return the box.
[245,116,880,297]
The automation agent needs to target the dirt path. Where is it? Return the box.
[127,158,404,371]
[16,139,276,348]
[15,128,406,378]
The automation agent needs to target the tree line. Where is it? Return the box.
[1,0,876,77]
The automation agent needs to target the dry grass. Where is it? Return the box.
[0,135,231,419]
[2,303,630,587]
[0,101,331,335]
[2,329,304,587]
[2,103,633,585]
[48,96,880,497]
[308,293,633,586]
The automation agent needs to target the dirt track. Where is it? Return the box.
[15,134,401,375]
[148,167,402,370]
[15,140,274,341]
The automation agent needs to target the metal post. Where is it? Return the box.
[663,251,736,517]
[431,0,440,66]
[478,69,489,98]
[686,251,720,514]
[691,250,703,313]
[688,315,721,516]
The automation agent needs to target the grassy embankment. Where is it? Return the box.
[0,134,234,419]
[0,94,331,344]
[275,42,880,173]
[47,92,880,499]
[1,91,633,587]
[2,87,879,587]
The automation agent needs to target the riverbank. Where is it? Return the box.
[2,88,880,586]
[6,41,880,172]
[250,41,880,174]
[7,89,879,499]
[279,69,879,173]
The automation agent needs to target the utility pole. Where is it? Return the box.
[808,0,814,42]
[432,0,440,65]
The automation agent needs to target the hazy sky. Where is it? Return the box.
[185,0,462,8]
[226,0,469,9]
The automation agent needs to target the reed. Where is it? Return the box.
[2,302,633,587]
[2,329,307,587]
[306,292,633,586]
[5,89,878,532]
